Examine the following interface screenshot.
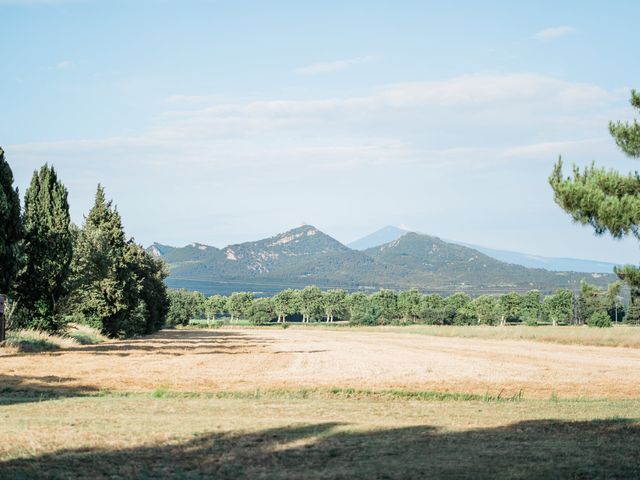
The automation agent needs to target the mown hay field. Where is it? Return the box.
[2,326,640,478]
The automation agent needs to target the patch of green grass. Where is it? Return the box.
[1,392,639,479]
[2,324,107,353]
[150,386,170,398]
[3,330,77,352]
[66,324,108,345]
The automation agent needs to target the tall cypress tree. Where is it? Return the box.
[0,147,22,295]
[17,164,73,332]
[550,90,640,297]
[70,185,168,337]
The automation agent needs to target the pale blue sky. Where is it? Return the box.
[2,0,640,263]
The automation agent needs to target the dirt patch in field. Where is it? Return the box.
[1,328,639,398]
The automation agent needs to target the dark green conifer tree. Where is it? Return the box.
[0,147,22,295]
[69,185,168,337]
[16,164,72,332]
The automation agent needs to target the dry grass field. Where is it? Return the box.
[3,326,640,398]
[2,326,640,478]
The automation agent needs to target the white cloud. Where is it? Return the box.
[167,94,227,104]
[294,56,376,75]
[11,72,616,173]
[152,73,611,144]
[55,60,74,70]
[533,26,576,40]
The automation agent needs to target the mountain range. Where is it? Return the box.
[348,226,620,274]
[149,225,615,296]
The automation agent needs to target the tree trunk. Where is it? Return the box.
[0,294,6,343]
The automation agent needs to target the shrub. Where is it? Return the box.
[587,311,613,328]
[247,297,276,325]
[522,313,539,326]
[349,302,380,325]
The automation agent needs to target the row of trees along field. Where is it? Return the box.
[167,281,630,328]
[0,148,169,339]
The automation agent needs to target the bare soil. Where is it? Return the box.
[2,327,640,398]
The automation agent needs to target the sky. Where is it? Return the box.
[2,0,640,264]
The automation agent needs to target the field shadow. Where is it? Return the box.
[2,418,639,478]
[0,374,99,406]
[52,329,276,357]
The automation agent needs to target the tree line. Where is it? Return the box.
[167,281,630,328]
[0,148,169,339]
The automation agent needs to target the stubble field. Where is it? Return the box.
[2,326,640,478]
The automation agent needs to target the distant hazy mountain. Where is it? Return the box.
[149,225,613,295]
[450,241,618,274]
[348,226,409,250]
[350,226,619,274]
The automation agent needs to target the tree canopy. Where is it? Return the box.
[550,90,640,294]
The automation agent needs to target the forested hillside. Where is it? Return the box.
[150,226,613,295]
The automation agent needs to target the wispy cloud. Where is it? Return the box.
[11,73,615,172]
[167,94,227,104]
[533,26,576,40]
[294,55,376,75]
[55,60,74,70]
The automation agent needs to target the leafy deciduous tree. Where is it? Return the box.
[418,294,447,325]
[370,289,398,324]
[226,292,254,322]
[322,289,347,322]
[543,289,574,326]
[205,294,227,325]
[299,286,323,323]
[272,289,298,323]
[397,289,422,323]
[446,292,473,325]
[497,292,522,326]
[246,297,275,324]
[471,295,499,325]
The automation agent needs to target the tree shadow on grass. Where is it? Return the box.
[50,329,277,357]
[0,374,99,406]
[2,418,639,479]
